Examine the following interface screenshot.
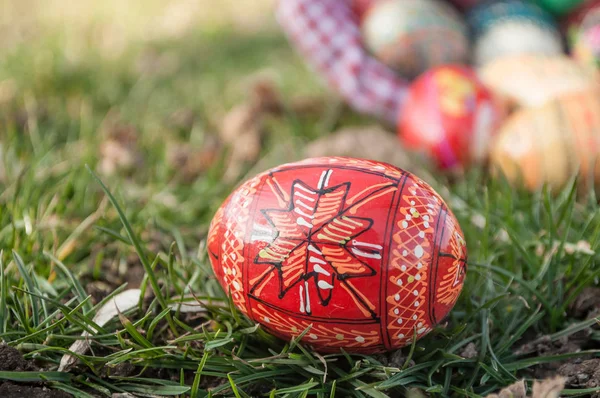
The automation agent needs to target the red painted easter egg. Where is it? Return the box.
[398,65,505,169]
[207,157,467,354]
[352,0,379,21]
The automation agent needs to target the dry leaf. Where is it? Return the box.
[486,380,526,398]
[166,136,221,182]
[304,125,413,171]
[168,108,196,131]
[460,342,478,359]
[250,78,283,115]
[59,289,141,371]
[0,79,16,105]
[486,377,566,398]
[98,115,143,176]
[220,78,283,182]
[289,95,328,115]
[535,240,595,258]
[496,229,510,243]
[471,214,486,229]
[406,388,428,398]
[531,376,565,398]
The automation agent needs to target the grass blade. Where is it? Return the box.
[86,165,177,335]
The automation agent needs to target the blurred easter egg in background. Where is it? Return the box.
[398,65,505,169]
[447,0,482,10]
[568,2,600,68]
[536,0,585,15]
[352,0,379,21]
[467,0,563,66]
[564,0,600,29]
[207,157,468,353]
[361,0,469,79]
[479,54,599,108]
[490,90,600,192]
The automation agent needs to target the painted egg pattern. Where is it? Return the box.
[479,54,599,107]
[536,0,585,15]
[570,3,600,68]
[361,0,469,79]
[564,0,600,29]
[490,90,600,191]
[399,65,505,169]
[448,0,482,10]
[352,0,379,21]
[207,157,467,353]
[467,0,563,66]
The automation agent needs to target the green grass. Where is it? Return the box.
[1,19,600,398]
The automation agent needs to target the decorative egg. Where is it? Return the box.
[361,0,469,79]
[447,0,481,10]
[569,3,600,68]
[467,0,563,66]
[352,0,379,21]
[490,90,600,192]
[536,0,584,15]
[479,54,599,108]
[564,0,600,29]
[398,65,505,169]
[207,157,467,353]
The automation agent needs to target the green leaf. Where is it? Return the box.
[86,165,177,335]
[117,383,191,396]
[0,371,72,382]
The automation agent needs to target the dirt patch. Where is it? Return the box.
[559,358,600,392]
[0,343,36,371]
[0,345,71,397]
[569,287,600,319]
[372,350,415,369]
[514,329,593,357]
[0,383,72,398]
[84,248,148,305]
[108,362,138,378]
[514,329,596,378]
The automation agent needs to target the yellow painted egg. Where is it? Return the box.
[479,54,599,108]
[490,90,600,192]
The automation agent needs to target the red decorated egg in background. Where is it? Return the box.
[361,0,469,79]
[352,0,379,21]
[398,65,505,169]
[207,157,467,353]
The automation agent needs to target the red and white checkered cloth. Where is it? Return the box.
[276,0,409,125]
